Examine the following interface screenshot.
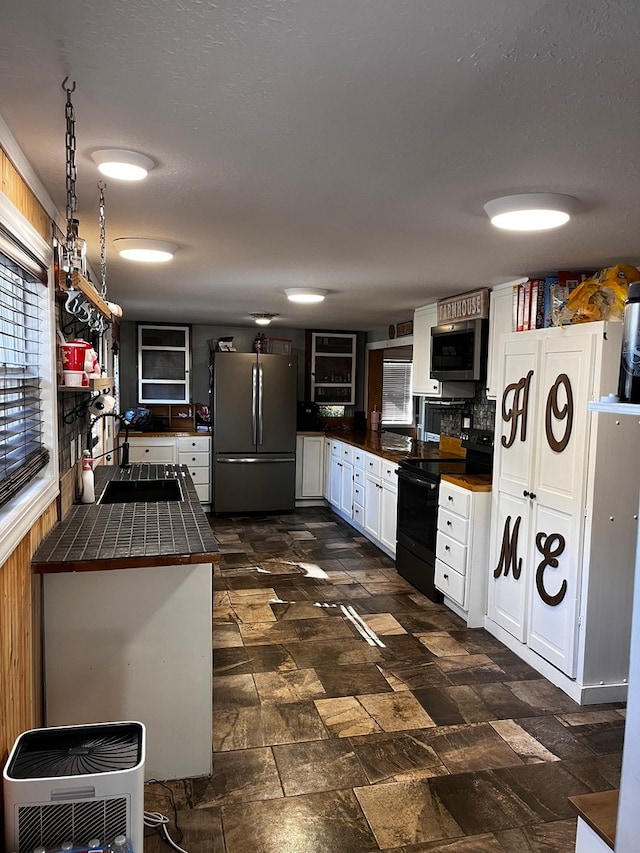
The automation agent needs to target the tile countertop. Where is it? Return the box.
[32,464,220,574]
[306,429,493,491]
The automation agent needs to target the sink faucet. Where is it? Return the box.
[89,411,131,468]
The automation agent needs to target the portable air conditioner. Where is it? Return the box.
[3,721,145,853]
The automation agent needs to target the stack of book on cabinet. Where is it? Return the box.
[512,271,592,331]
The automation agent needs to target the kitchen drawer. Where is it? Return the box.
[381,460,398,485]
[128,442,176,463]
[353,482,365,507]
[353,449,365,469]
[438,507,469,546]
[439,482,471,518]
[331,440,341,457]
[178,436,211,453]
[178,450,210,467]
[340,444,354,464]
[184,466,209,485]
[364,452,381,477]
[353,503,364,525]
[435,559,465,607]
[353,467,364,487]
[194,483,211,503]
[436,532,467,574]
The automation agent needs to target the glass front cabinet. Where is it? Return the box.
[138,324,190,404]
[310,332,357,405]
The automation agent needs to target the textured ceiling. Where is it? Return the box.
[0,0,639,331]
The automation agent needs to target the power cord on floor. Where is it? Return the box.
[144,810,189,853]
[144,778,188,853]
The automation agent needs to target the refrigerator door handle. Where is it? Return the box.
[216,456,295,464]
[257,362,264,445]
[252,362,258,445]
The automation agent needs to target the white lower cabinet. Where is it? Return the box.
[128,436,176,464]
[178,436,211,504]
[323,439,397,558]
[435,480,491,628]
[127,435,211,505]
[379,461,398,557]
[296,434,325,504]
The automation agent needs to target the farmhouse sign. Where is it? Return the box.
[437,288,489,325]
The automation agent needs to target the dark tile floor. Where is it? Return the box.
[143,506,625,853]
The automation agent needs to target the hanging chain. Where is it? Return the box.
[62,78,77,285]
[63,78,77,237]
[98,181,107,298]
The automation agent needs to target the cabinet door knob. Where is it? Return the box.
[145,448,150,453]
[529,492,536,500]
[446,520,452,526]
[523,489,530,497]
[445,544,450,551]
[443,573,449,579]
[448,495,453,501]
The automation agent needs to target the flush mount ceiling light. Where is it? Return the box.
[251,313,279,326]
[483,193,580,231]
[91,149,155,181]
[113,238,177,262]
[284,288,328,304]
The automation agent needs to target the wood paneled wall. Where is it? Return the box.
[1,147,50,241]
[0,143,56,777]
[0,502,57,765]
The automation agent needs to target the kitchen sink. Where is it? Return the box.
[98,478,183,504]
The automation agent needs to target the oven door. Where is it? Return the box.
[396,468,439,564]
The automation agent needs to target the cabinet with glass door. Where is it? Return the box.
[138,324,190,404]
[310,332,357,405]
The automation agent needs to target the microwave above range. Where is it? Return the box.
[430,318,488,382]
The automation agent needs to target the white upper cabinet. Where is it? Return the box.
[412,304,474,398]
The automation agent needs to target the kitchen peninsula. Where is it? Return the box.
[32,463,219,781]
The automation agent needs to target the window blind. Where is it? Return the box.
[0,251,48,509]
[382,359,413,425]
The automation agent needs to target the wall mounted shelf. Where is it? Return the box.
[56,269,113,321]
[57,377,114,393]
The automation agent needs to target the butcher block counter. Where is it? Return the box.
[32,463,217,781]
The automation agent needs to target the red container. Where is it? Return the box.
[59,341,87,371]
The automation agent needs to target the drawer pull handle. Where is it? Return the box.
[192,456,196,461]
[445,545,450,551]
[446,520,452,526]
[443,573,449,580]
[145,448,150,453]
[448,495,453,501]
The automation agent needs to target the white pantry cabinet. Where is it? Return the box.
[412,303,474,398]
[486,281,521,400]
[486,321,638,704]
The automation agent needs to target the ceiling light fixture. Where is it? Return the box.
[251,313,279,326]
[483,193,579,231]
[91,149,155,181]
[114,238,177,263]
[285,288,328,304]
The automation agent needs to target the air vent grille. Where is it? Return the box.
[16,796,127,853]
[7,723,142,779]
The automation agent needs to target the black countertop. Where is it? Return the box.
[32,464,219,573]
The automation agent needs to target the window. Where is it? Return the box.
[382,359,413,425]
[0,252,48,508]
[0,191,57,567]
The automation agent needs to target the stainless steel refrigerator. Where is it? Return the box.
[211,352,297,513]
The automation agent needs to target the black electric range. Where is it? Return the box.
[395,429,494,601]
